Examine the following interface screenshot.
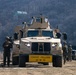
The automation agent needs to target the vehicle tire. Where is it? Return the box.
[19,54,26,67]
[52,55,62,67]
[12,56,19,65]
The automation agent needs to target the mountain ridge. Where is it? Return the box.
[0,0,76,50]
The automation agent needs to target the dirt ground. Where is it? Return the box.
[0,60,76,75]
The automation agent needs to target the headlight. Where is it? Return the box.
[25,42,31,47]
[26,43,31,47]
[52,43,59,50]
[52,44,55,47]
[52,43,57,47]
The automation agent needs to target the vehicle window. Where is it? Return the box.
[36,18,41,22]
[42,30,53,37]
[27,30,39,37]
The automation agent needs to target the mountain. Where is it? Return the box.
[0,0,76,50]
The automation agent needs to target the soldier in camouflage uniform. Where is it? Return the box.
[3,36,12,67]
[62,42,68,64]
[68,45,72,61]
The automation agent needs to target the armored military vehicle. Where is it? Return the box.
[12,15,63,67]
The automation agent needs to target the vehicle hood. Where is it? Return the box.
[21,37,61,43]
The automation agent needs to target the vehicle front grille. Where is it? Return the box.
[31,43,38,52]
[44,43,51,52]
[31,43,51,54]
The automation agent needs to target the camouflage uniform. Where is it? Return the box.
[68,45,72,61]
[62,43,68,64]
[3,37,12,67]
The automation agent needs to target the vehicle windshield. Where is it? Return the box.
[36,18,41,22]
[42,30,53,37]
[27,30,39,37]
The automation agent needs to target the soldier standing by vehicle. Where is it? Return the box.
[54,29,61,39]
[3,36,12,67]
[62,42,68,64]
[68,45,72,61]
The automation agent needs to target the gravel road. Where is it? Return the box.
[0,60,76,75]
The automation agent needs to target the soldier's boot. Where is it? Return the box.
[7,57,10,67]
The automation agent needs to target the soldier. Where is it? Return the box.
[14,32,19,40]
[20,30,23,38]
[62,32,67,41]
[68,45,72,61]
[56,32,61,38]
[62,42,68,64]
[54,29,61,38]
[3,36,12,67]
